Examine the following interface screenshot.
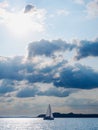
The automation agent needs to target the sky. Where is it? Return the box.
[0,0,98,116]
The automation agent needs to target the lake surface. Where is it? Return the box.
[0,118,98,130]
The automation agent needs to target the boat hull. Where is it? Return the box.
[44,116,54,120]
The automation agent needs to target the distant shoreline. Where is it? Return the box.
[1,112,98,118]
[37,112,98,118]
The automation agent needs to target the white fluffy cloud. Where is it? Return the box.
[74,0,84,5]
[57,9,70,16]
[86,0,98,18]
[0,1,9,8]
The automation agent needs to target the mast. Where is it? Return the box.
[44,104,54,120]
[46,104,53,118]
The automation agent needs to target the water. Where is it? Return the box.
[0,118,98,130]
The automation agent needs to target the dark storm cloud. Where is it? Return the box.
[75,38,98,60]
[16,85,72,98]
[0,80,15,94]
[27,39,75,58]
[0,56,25,80]
[17,87,38,98]
[0,55,98,92]
[38,87,71,97]
[27,60,67,84]
[24,4,35,13]
[54,64,98,89]
[0,56,37,81]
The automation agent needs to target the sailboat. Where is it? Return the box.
[44,104,54,120]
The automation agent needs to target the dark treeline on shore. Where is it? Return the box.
[37,112,98,118]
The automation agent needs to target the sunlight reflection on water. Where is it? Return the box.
[0,118,98,130]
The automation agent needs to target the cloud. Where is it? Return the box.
[74,0,84,5]
[86,0,98,18]
[0,54,98,92]
[74,0,98,18]
[0,79,15,94]
[54,64,98,89]
[26,59,67,84]
[65,88,98,113]
[75,38,98,60]
[0,1,9,8]
[17,86,38,98]
[0,38,98,99]
[27,39,75,58]
[0,56,25,80]
[57,9,70,16]
[24,4,35,13]
[16,82,75,98]
[38,87,76,97]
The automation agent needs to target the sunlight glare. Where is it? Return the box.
[6,12,44,37]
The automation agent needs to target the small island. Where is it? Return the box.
[37,112,98,118]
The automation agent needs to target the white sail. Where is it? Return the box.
[44,104,54,120]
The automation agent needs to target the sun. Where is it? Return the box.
[5,11,44,37]
[0,5,45,37]
[7,14,31,35]
[6,13,34,36]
